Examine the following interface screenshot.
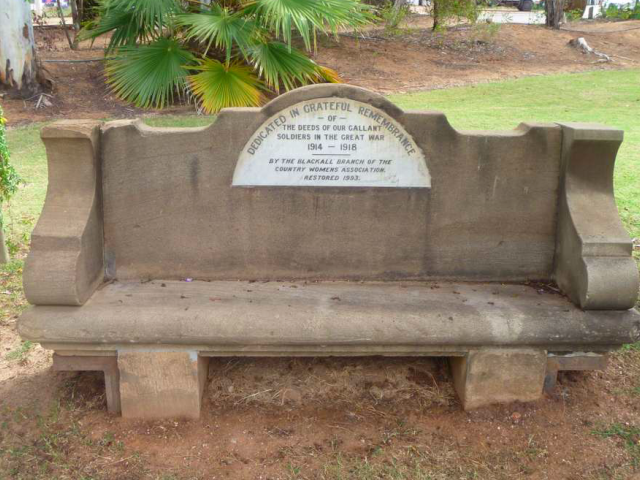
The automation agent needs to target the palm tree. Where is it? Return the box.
[82,0,373,113]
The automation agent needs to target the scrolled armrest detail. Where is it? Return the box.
[23,120,104,305]
[554,123,639,310]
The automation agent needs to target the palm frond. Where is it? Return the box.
[251,0,373,50]
[80,0,183,52]
[105,38,195,109]
[111,0,182,29]
[79,6,138,51]
[318,66,341,83]
[249,41,331,91]
[177,6,256,62]
[188,59,264,113]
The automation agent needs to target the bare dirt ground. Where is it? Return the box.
[317,17,640,94]
[2,297,640,479]
[2,18,640,124]
[2,17,640,480]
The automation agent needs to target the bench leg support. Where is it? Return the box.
[117,350,209,419]
[52,354,121,414]
[544,353,608,394]
[450,348,547,410]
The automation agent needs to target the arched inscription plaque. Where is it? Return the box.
[233,98,430,188]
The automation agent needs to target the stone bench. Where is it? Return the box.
[18,84,640,419]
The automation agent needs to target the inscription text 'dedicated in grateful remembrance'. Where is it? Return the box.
[232,98,431,188]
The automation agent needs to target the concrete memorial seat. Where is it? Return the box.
[18,84,640,419]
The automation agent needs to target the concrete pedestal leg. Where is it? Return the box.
[450,348,547,410]
[117,350,208,419]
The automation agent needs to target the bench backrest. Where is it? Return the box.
[24,84,639,310]
[100,86,561,282]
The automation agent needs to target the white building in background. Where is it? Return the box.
[30,0,69,14]
[31,0,43,15]
[583,0,638,18]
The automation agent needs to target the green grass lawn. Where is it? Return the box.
[2,69,639,252]
[389,69,640,242]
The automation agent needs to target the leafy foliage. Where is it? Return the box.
[83,0,373,112]
[379,0,411,32]
[188,59,265,112]
[249,41,338,91]
[105,38,195,109]
[251,0,371,50]
[565,8,584,21]
[432,0,478,32]
[0,106,22,229]
[602,2,640,19]
[178,7,256,60]
[81,0,183,52]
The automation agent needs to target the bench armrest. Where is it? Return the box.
[23,121,104,305]
[555,123,639,310]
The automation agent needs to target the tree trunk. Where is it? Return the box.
[70,0,80,30]
[0,0,40,97]
[0,218,9,265]
[394,0,407,11]
[545,0,565,28]
[69,0,81,48]
[432,0,440,31]
[57,0,77,50]
[78,0,85,25]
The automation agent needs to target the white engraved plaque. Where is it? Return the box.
[232,98,431,188]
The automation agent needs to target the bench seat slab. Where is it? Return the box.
[19,280,640,353]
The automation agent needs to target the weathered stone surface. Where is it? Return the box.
[99,85,563,283]
[554,123,639,310]
[451,348,547,410]
[23,120,104,305]
[118,351,208,420]
[18,281,640,352]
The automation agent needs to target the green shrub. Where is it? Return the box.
[379,0,411,31]
[472,22,501,42]
[602,2,640,19]
[0,106,22,231]
[432,0,478,32]
[565,8,584,21]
